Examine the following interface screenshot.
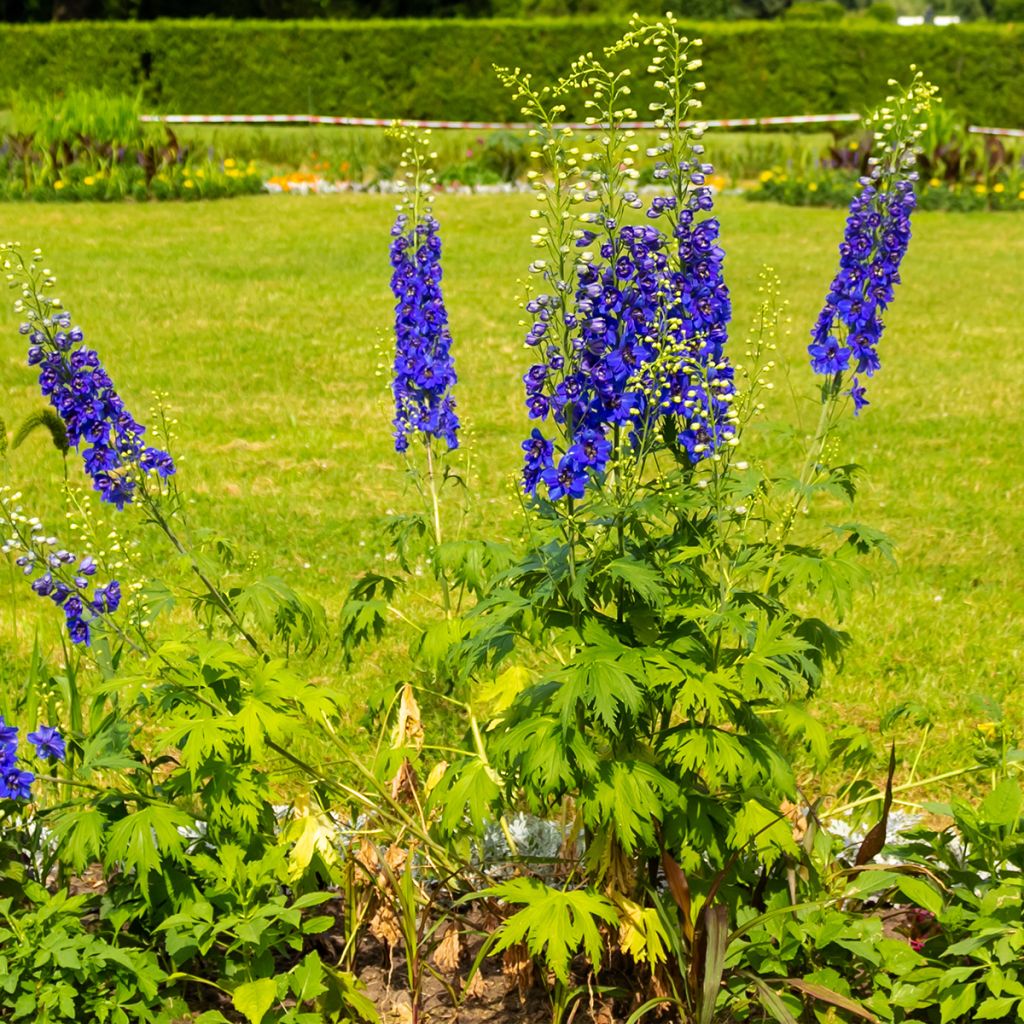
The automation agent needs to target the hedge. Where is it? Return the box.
[0,18,1021,125]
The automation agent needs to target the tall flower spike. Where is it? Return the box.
[2,244,175,507]
[809,71,939,413]
[516,20,736,502]
[388,125,459,453]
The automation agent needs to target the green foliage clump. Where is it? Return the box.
[864,2,898,21]
[784,0,847,19]
[0,19,1022,124]
[0,88,264,202]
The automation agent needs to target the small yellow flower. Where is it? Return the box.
[1018,191,1024,201]
[977,721,999,740]
[224,158,236,169]
[758,170,773,182]
[993,183,1005,194]
[974,184,987,195]
[83,176,95,186]
[54,180,65,191]
[184,179,194,189]
[928,177,941,188]
[808,182,819,192]
[848,141,859,151]
[196,168,205,179]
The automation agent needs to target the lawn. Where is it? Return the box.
[1,192,1021,790]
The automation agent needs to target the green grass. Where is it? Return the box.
[0,193,1021,792]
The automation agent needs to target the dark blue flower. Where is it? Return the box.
[519,174,736,499]
[27,724,65,761]
[540,455,589,502]
[0,715,18,750]
[848,377,869,416]
[0,766,34,801]
[19,318,175,507]
[809,177,916,408]
[390,213,460,452]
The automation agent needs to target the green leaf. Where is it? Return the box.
[939,983,977,1024]
[980,778,1023,827]
[485,877,618,983]
[975,997,1019,1020]
[580,760,668,853]
[320,965,380,1023]
[786,979,878,1022]
[232,977,278,1024]
[602,557,668,610]
[428,757,501,835]
[104,803,193,899]
[290,952,327,1003]
[896,875,943,915]
[700,905,729,1024]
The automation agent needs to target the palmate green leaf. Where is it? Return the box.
[581,760,668,853]
[428,756,502,835]
[104,803,194,899]
[776,547,867,621]
[49,808,107,872]
[497,709,595,796]
[831,522,895,563]
[738,615,810,699]
[774,703,830,766]
[728,799,797,863]
[553,651,643,732]
[551,618,645,731]
[230,576,328,651]
[434,538,514,596]
[601,556,668,610]
[486,877,618,983]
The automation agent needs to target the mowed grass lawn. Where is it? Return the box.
[0,193,1021,787]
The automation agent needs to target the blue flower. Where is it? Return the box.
[27,724,65,761]
[0,766,34,801]
[809,177,916,407]
[390,213,460,453]
[848,377,869,416]
[520,169,736,501]
[19,315,175,508]
[540,455,589,502]
[0,715,18,749]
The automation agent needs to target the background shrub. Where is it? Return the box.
[0,19,1022,124]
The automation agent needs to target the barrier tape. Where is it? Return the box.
[140,112,863,130]
[968,124,1024,139]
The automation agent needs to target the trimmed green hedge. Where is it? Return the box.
[1,19,1021,124]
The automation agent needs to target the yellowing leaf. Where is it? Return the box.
[614,895,667,965]
[283,810,340,880]
[476,665,531,717]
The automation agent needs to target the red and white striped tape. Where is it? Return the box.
[968,124,1024,139]
[140,112,863,130]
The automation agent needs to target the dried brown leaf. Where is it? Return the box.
[433,924,462,973]
[502,941,535,1002]
[369,904,402,947]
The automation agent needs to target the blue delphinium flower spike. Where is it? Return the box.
[389,213,460,454]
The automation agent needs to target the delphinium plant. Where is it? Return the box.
[0,245,415,1023]
[419,16,939,1023]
